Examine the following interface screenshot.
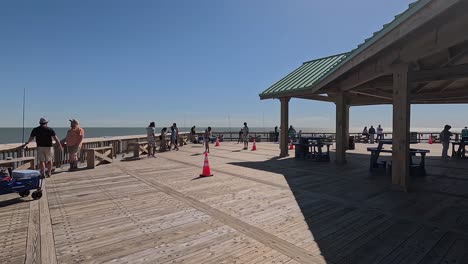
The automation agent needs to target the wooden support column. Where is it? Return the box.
[392,65,411,191]
[335,91,349,164]
[345,105,350,150]
[279,97,290,157]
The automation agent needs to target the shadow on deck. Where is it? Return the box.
[229,152,468,264]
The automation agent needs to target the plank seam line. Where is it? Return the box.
[115,164,327,264]
[39,180,58,264]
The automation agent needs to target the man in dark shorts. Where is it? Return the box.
[23,118,62,177]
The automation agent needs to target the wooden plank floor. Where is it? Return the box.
[1,142,468,263]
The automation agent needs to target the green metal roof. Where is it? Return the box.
[259,53,348,99]
[260,0,428,99]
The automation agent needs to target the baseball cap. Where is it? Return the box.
[69,119,79,125]
[39,118,48,124]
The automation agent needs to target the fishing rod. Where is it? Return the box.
[21,88,26,143]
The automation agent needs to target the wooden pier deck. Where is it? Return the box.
[1,142,468,264]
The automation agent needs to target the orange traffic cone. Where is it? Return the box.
[251,139,257,151]
[215,137,220,147]
[289,139,294,150]
[200,152,213,177]
[428,136,433,144]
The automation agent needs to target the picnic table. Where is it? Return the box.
[451,138,468,159]
[367,139,430,176]
[294,137,332,162]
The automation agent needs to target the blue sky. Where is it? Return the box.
[1,0,467,131]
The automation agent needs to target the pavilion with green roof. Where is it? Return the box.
[259,0,468,191]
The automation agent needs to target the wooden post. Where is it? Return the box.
[280,97,290,157]
[392,64,411,191]
[335,91,349,164]
[345,105,350,150]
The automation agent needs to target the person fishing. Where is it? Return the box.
[23,118,62,178]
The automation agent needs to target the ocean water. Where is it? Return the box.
[0,127,332,144]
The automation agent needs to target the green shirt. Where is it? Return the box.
[462,128,468,138]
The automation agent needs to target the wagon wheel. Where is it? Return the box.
[19,190,30,197]
[32,190,43,200]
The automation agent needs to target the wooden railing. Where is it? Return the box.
[0,131,461,169]
[209,131,461,143]
[0,132,191,169]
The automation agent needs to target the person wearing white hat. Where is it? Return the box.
[23,118,62,177]
[65,119,84,170]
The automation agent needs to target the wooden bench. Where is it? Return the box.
[83,146,113,169]
[367,147,429,176]
[451,141,467,159]
[0,157,35,170]
[178,135,188,146]
[128,142,148,158]
[294,139,332,161]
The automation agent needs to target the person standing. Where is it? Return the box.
[440,125,453,159]
[237,129,243,144]
[190,126,198,143]
[146,122,157,157]
[65,119,84,170]
[23,118,62,177]
[170,123,179,151]
[369,125,376,144]
[274,126,279,143]
[376,125,384,142]
[204,127,212,153]
[461,126,468,142]
[242,122,249,150]
[362,126,369,143]
[160,127,168,151]
[288,125,296,142]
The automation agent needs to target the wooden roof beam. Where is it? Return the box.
[295,94,335,102]
[409,63,468,83]
[349,91,392,101]
[415,44,468,92]
[410,90,468,101]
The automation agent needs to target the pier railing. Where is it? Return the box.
[0,132,191,169]
[210,131,461,143]
[0,131,460,169]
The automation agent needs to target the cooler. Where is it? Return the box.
[12,170,41,180]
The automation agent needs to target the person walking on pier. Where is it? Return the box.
[170,123,179,151]
[146,122,157,157]
[242,122,249,150]
[65,119,84,170]
[204,127,212,153]
[23,118,62,177]
[440,125,453,159]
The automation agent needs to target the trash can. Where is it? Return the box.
[348,136,355,150]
